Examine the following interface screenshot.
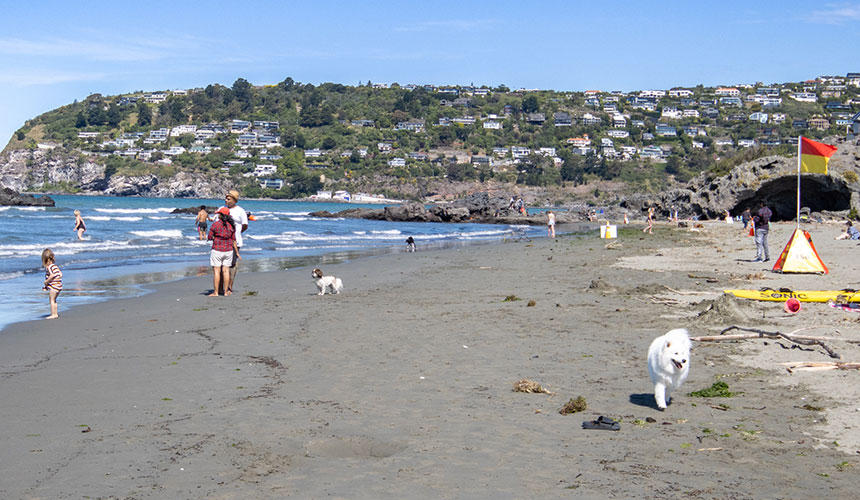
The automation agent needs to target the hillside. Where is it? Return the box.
[2,75,859,201]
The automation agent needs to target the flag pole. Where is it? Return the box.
[796,135,802,230]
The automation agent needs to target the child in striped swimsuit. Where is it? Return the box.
[42,248,62,319]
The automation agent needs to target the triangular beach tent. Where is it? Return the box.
[772,228,828,274]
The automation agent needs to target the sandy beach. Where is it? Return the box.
[2,219,860,498]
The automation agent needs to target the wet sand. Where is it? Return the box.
[2,220,860,498]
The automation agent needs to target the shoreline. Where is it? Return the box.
[3,221,860,497]
[0,231,561,334]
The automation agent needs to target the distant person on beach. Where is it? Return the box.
[752,201,772,262]
[207,207,240,296]
[224,190,249,294]
[515,197,524,215]
[835,221,860,240]
[671,205,679,222]
[195,206,211,240]
[546,211,556,238]
[724,210,733,224]
[623,212,629,224]
[41,248,62,319]
[406,236,416,252]
[643,207,654,234]
[73,210,86,240]
[741,208,752,229]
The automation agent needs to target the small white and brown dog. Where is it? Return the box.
[312,268,343,295]
[647,328,691,410]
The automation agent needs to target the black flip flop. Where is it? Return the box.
[582,416,620,431]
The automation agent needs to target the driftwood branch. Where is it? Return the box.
[690,326,842,359]
[779,361,860,373]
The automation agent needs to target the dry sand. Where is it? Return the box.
[2,219,860,498]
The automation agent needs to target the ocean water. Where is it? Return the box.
[0,195,542,330]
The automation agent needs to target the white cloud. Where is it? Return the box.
[808,3,860,24]
[0,69,107,86]
[395,19,499,33]
[0,35,208,62]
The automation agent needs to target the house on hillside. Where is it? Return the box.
[808,116,830,130]
[715,87,740,96]
[526,113,546,124]
[655,123,677,137]
[553,112,572,126]
[669,88,694,97]
[581,113,601,126]
[749,112,768,124]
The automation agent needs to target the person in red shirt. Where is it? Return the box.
[207,207,240,296]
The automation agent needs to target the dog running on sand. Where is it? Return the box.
[647,328,691,410]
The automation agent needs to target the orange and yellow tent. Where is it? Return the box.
[772,228,828,274]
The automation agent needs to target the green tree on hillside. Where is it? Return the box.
[522,95,539,113]
[136,100,152,126]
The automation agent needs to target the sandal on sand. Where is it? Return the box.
[582,416,620,431]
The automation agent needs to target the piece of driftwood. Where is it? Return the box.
[779,361,860,373]
[690,326,842,359]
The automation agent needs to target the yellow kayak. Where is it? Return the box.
[724,289,860,303]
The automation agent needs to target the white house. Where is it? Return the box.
[715,87,740,96]
[387,157,406,167]
[661,107,683,119]
[170,125,197,137]
[253,164,278,177]
[668,89,694,97]
[483,120,502,130]
[640,90,666,98]
[511,146,531,159]
[304,148,323,158]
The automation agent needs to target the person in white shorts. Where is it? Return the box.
[207,207,239,296]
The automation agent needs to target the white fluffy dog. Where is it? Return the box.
[312,268,343,295]
[647,328,691,410]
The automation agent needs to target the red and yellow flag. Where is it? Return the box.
[800,136,837,174]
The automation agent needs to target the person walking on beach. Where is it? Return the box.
[752,201,772,262]
[73,210,86,240]
[224,190,249,294]
[643,207,654,234]
[41,248,62,319]
[207,207,240,296]
[405,236,416,252]
[741,208,752,230]
[195,206,211,240]
[546,210,556,238]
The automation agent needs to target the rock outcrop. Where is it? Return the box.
[0,187,55,206]
[0,149,236,198]
[310,194,568,226]
[620,155,857,221]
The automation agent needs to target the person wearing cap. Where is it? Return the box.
[207,207,239,296]
[224,190,249,293]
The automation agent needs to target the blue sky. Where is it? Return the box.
[1,1,858,144]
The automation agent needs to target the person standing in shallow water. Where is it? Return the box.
[74,210,86,240]
[752,201,772,262]
[546,210,556,238]
[195,206,211,240]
